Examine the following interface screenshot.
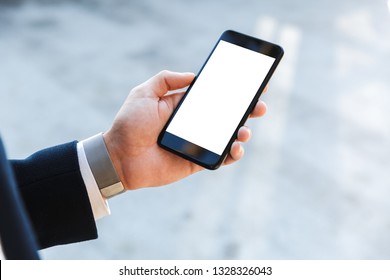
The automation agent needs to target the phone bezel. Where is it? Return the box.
[158,30,284,170]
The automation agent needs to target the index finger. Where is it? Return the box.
[249,100,267,118]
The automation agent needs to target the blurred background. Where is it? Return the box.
[1,0,390,259]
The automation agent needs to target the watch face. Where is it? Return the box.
[82,133,125,198]
[100,182,125,199]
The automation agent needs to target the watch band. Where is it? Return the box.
[82,133,125,199]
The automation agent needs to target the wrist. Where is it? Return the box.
[82,133,125,198]
[102,130,127,188]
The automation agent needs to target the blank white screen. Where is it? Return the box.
[166,40,275,155]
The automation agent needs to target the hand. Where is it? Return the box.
[104,70,267,190]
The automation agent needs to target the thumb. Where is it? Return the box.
[141,70,195,98]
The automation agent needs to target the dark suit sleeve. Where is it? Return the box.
[11,141,98,249]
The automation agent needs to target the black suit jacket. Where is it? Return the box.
[0,137,97,259]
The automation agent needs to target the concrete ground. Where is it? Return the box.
[1,0,390,259]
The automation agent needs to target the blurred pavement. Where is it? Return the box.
[1,0,390,259]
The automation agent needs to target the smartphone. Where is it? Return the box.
[158,30,284,170]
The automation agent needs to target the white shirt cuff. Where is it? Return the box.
[0,242,4,260]
[77,142,110,220]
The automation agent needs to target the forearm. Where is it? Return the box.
[11,141,98,249]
